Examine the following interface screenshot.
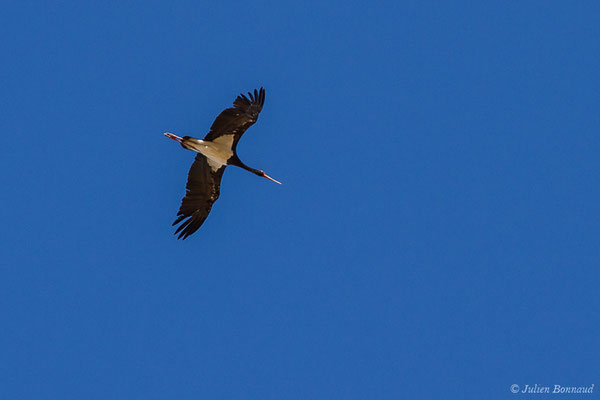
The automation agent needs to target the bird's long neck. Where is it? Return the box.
[228,154,282,184]
[228,155,261,175]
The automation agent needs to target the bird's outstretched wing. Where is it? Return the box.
[203,87,265,149]
[172,154,226,240]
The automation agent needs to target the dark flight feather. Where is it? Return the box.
[172,154,226,240]
[203,87,265,150]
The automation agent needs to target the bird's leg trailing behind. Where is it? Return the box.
[165,132,209,155]
[164,132,183,143]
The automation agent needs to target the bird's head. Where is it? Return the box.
[256,170,282,185]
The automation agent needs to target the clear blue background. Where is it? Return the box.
[1,1,598,399]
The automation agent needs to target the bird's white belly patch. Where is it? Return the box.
[197,135,234,171]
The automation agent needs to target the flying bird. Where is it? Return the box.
[164,87,280,239]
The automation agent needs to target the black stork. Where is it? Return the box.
[164,87,281,240]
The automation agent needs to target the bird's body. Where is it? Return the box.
[164,88,280,239]
[178,135,235,171]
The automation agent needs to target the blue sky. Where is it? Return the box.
[1,1,599,399]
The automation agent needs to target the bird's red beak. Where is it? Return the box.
[164,132,183,143]
[262,172,282,185]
